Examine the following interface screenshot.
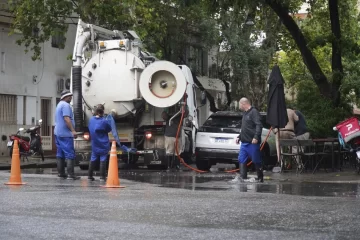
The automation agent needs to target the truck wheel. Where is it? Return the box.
[79,163,89,170]
[195,159,211,171]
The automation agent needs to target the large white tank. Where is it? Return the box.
[81,40,145,119]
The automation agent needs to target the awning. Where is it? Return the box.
[196,76,227,92]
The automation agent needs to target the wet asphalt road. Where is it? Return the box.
[1,169,360,240]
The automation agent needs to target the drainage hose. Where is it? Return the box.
[174,95,208,173]
[72,66,83,132]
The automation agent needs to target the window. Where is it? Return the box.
[1,52,5,73]
[51,33,65,49]
[0,94,17,124]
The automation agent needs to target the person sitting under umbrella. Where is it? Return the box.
[274,108,300,168]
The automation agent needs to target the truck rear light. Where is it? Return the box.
[83,132,90,141]
[145,131,152,139]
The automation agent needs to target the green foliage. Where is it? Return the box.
[277,0,360,137]
[293,80,351,138]
[8,0,135,60]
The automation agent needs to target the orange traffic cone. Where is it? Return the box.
[102,141,125,188]
[5,140,26,185]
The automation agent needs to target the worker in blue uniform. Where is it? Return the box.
[54,90,80,180]
[88,104,112,181]
[234,97,264,183]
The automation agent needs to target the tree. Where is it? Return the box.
[277,0,360,136]
[209,0,356,107]
[7,0,135,60]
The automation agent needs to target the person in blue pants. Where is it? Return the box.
[88,104,112,181]
[234,98,264,182]
[54,90,80,180]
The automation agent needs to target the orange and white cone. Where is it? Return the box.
[5,140,26,185]
[102,141,125,188]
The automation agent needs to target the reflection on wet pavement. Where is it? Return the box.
[17,168,360,198]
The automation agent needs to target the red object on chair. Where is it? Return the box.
[336,117,360,143]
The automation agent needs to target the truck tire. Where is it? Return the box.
[195,159,211,171]
[79,163,89,170]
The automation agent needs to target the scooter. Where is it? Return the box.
[7,119,45,161]
[334,117,360,173]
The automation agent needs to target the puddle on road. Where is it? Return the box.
[17,168,360,197]
[119,171,360,198]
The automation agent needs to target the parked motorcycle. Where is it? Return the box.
[334,117,360,173]
[7,119,45,161]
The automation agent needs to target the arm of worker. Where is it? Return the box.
[104,121,112,133]
[64,116,77,138]
[236,133,241,144]
[62,104,77,137]
[251,110,262,144]
[293,110,299,122]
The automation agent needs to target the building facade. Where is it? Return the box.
[0,5,76,156]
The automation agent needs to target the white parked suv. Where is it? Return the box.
[195,111,277,171]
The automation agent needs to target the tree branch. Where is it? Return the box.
[329,0,343,106]
[265,0,332,100]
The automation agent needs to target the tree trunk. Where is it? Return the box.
[329,0,343,106]
[265,0,333,101]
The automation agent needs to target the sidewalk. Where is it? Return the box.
[0,155,57,170]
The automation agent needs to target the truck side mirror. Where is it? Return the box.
[39,119,43,125]
[200,91,207,105]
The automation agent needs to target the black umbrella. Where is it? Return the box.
[266,65,288,171]
[266,65,288,128]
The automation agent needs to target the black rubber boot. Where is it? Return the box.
[255,163,264,183]
[166,155,172,172]
[88,161,96,181]
[57,158,67,179]
[173,155,181,171]
[66,159,80,180]
[240,163,247,180]
[99,161,107,181]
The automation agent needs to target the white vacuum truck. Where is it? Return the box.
[70,20,206,169]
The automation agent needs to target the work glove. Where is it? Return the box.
[120,145,137,153]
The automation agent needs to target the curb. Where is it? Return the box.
[0,161,57,171]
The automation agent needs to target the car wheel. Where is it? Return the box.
[195,159,211,171]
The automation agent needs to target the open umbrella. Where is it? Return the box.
[266,65,288,172]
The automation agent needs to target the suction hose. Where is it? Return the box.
[174,95,208,173]
[174,94,272,174]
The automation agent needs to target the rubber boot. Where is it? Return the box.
[166,155,172,172]
[99,161,107,181]
[255,163,264,183]
[66,159,80,180]
[88,161,96,181]
[173,155,181,171]
[240,163,247,180]
[57,158,67,179]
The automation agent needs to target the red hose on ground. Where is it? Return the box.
[174,95,208,173]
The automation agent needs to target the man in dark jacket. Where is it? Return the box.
[162,111,182,170]
[234,98,263,182]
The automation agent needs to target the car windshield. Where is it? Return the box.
[203,117,242,129]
